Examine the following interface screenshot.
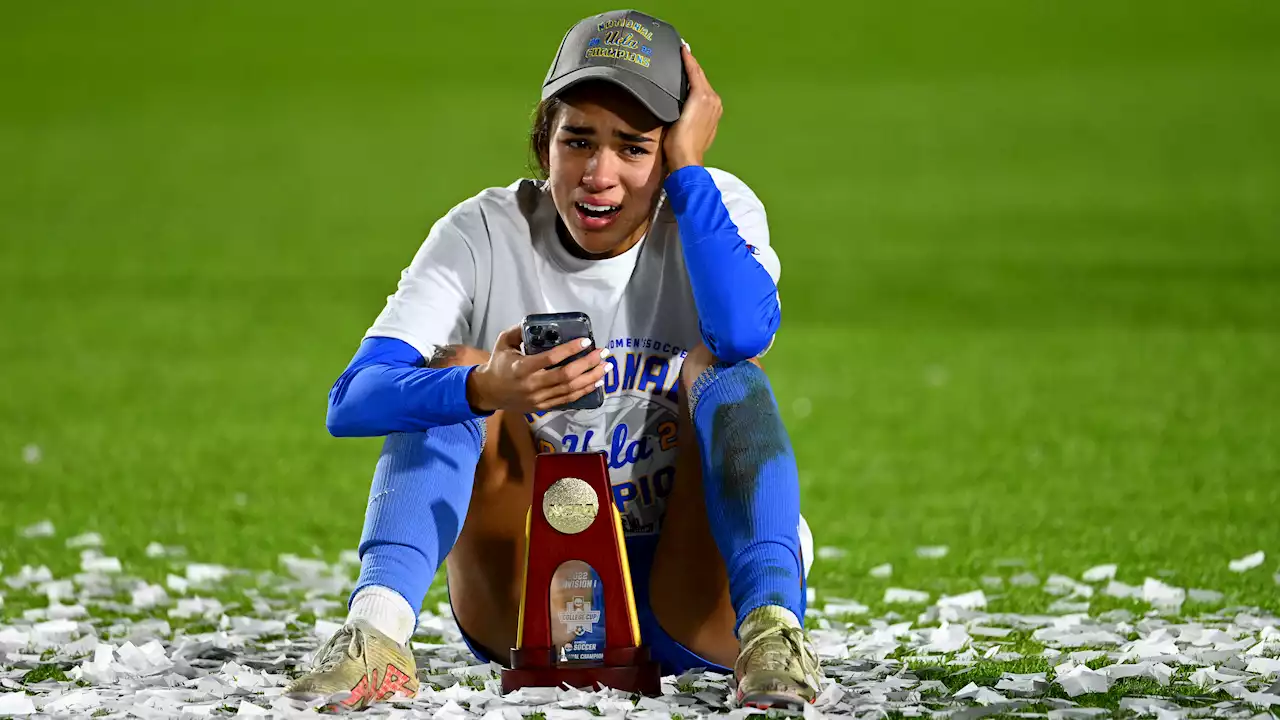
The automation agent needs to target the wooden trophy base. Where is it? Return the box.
[502,646,662,696]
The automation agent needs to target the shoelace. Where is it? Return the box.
[313,625,366,674]
[742,624,821,692]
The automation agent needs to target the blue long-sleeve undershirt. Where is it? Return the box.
[663,166,781,363]
[326,336,488,438]
[329,167,776,437]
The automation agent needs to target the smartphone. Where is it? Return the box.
[521,311,604,411]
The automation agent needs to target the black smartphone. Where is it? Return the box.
[521,311,604,411]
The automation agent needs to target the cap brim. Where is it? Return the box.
[543,66,680,123]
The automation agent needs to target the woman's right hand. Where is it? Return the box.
[466,324,609,413]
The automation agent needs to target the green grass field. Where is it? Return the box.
[3,0,1278,629]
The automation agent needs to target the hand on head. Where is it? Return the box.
[663,43,722,173]
[467,325,609,413]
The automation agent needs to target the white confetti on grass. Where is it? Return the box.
[916,545,949,559]
[80,552,122,574]
[0,691,36,715]
[65,531,104,549]
[822,598,869,616]
[1010,571,1040,587]
[1189,588,1225,604]
[19,520,55,538]
[1229,551,1266,572]
[868,562,893,578]
[815,546,846,560]
[3,550,1279,720]
[1056,665,1112,697]
[1142,577,1186,612]
[1081,564,1117,582]
[953,681,1006,705]
[884,587,930,604]
[1045,574,1095,598]
[937,589,987,610]
[185,563,231,583]
[1248,658,1280,677]
[1105,579,1142,599]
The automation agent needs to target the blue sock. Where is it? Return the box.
[350,419,486,622]
[688,361,806,634]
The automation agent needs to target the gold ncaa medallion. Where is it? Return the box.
[542,477,599,535]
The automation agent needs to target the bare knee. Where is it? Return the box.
[678,344,764,396]
[678,344,717,395]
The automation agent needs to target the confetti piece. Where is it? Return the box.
[0,692,36,715]
[823,599,870,616]
[1056,665,1111,697]
[1229,551,1265,573]
[1045,574,1094,598]
[65,532,103,549]
[1005,572,1038,588]
[938,590,987,610]
[996,672,1049,697]
[1104,579,1142,598]
[1081,564,1117,582]
[917,545,949,559]
[924,623,971,653]
[884,587,930,604]
[185,563,231,583]
[1188,588,1224,604]
[80,554,122,574]
[19,520,55,538]
[816,546,846,560]
[1247,658,1280,677]
[1142,577,1186,612]
[869,563,893,578]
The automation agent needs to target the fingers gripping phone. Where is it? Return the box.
[522,312,605,411]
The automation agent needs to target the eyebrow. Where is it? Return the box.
[560,125,657,144]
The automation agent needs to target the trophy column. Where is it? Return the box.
[502,451,662,695]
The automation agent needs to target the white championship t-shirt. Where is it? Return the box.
[364,167,781,540]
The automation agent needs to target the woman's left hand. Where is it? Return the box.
[663,43,722,173]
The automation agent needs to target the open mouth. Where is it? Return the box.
[574,201,621,229]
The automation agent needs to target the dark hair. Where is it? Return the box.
[528,97,564,180]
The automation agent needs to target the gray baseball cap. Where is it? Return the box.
[542,10,688,123]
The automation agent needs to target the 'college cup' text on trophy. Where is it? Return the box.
[501,451,662,695]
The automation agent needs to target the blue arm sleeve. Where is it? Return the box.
[326,336,490,438]
[662,166,781,363]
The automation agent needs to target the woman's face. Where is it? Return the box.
[547,84,666,258]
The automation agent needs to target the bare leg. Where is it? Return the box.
[430,348,539,662]
[646,345,745,669]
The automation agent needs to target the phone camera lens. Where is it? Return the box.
[529,325,543,337]
[545,328,560,344]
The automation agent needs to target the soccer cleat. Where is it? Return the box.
[734,605,822,711]
[284,620,418,710]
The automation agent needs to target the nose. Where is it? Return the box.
[581,147,620,191]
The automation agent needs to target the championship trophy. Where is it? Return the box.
[501,450,662,695]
